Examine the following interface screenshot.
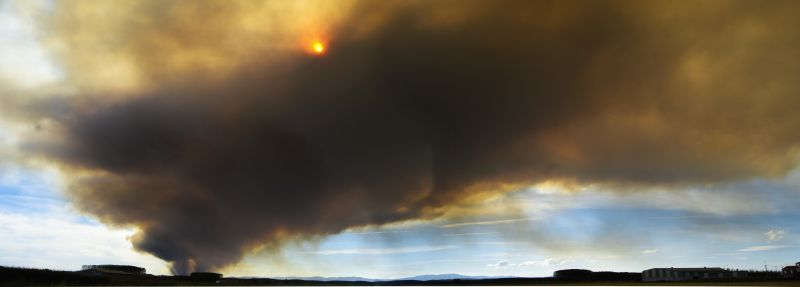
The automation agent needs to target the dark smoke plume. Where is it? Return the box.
[25,0,800,273]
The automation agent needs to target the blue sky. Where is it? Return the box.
[1,0,800,279]
[2,158,798,277]
[227,180,800,278]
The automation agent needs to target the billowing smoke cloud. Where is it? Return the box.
[17,0,800,274]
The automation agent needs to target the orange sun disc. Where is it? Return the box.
[311,41,326,55]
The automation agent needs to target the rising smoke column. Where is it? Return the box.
[18,0,800,273]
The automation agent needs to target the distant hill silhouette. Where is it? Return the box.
[398,274,507,281]
[276,273,507,282]
[274,275,381,281]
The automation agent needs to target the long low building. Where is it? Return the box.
[782,262,800,278]
[642,267,746,281]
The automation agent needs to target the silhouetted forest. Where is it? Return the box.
[0,266,222,286]
[0,266,110,286]
[553,269,641,281]
[2,265,797,286]
[0,266,640,286]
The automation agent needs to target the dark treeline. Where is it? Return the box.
[0,266,110,286]
[0,265,642,286]
[740,270,782,278]
[0,266,220,286]
[552,269,641,281]
[1,265,796,286]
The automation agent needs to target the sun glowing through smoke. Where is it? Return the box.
[310,40,326,56]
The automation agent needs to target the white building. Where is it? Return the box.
[642,267,745,282]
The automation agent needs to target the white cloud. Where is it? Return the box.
[517,261,535,266]
[346,230,410,235]
[0,162,168,274]
[765,229,786,241]
[308,245,456,255]
[0,1,62,88]
[517,258,569,267]
[540,258,569,266]
[486,260,512,269]
[507,174,800,218]
[0,210,168,274]
[737,245,790,252]
[441,218,531,228]
[443,231,501,236]
[642,248,659,254]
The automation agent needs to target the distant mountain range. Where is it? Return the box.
[273,274,511,281]
[398,274,511,281]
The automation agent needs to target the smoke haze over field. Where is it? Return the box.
[5,0,800,274]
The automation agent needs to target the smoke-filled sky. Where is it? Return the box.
[1,0,800,277]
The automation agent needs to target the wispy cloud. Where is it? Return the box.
[486,260,512,269]
[346,230,411,235]
[765,229,786,241]
[642,248,660,254]
[441,218,531,228]
[518,258,569,267]
[443,231,501,237]
[376,258,492,269]
[476,241,526,246]
[487,258,569,269]
[0,210,168,274]
[737,245,790,252]
[307,245,456,255]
